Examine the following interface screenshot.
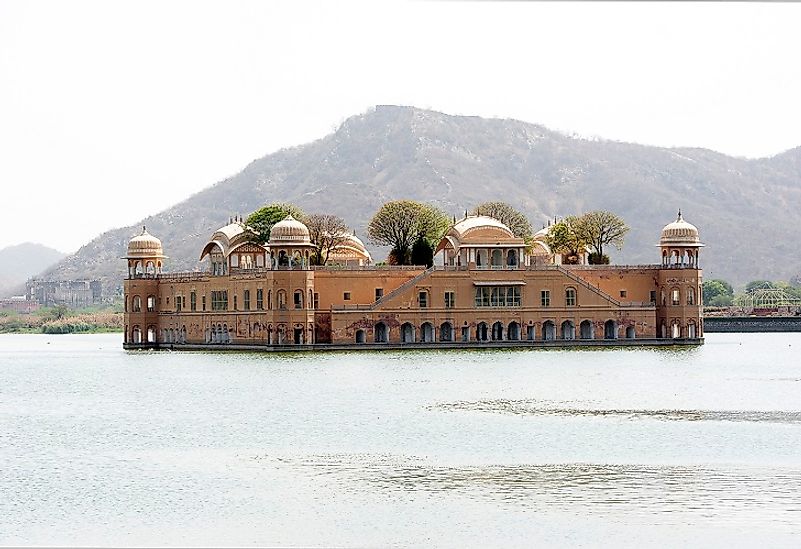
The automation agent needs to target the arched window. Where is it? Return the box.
[671,288,681,306]
[565,287,577,307]
[147,295,156,312]
[687,320,697,339]
[124,295,128,312]
[294,290,303,309]
[146,326,156,343]
[687,287,695,305]
[672,321,682,339]
[277,290,287,310]
[491,249,503,267]
[132,295,141,312]
[132,326,142,343]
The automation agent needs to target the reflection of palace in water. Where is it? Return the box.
[123,211,704,349]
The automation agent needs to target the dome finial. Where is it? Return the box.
[142,226,147,234]
[677,209,683,221]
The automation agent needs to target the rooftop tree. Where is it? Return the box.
[367,200,449,265]
[545,216,588,264]
[577,210,630,264]
[471,201,533,239]
[305,213,350,266]
[246,203,305,244]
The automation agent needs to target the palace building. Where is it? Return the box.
[122,211,704,349]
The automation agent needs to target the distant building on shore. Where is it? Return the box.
[26,278,103,308]
[123,211,704,349]
[0,296,40,314]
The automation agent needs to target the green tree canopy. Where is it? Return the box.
[245,203,305,244]
[367,200,449,265]
[305,213,349,266]
[545,216,587,264]
[702,279,734,306]
[471,201,533,238]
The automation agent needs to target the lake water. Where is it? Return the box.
[1,333,800,547]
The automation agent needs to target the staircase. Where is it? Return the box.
[554,265,623,306]
[370,266,436,310]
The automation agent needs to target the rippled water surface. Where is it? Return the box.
[2,333,801,546]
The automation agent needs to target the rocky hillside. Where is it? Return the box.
[0,243,65,297]
[45,105,801,291]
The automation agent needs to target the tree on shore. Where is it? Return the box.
[471,202,533,239]
[367,200,449,265]
[246,203,305,244]
[305,213,349,266]
[702,279,734,306]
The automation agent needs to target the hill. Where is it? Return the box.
[43,105,801,291]
[0,243,66,297]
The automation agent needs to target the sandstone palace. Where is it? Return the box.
[122,211,704,350]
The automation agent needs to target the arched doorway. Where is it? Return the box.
[626,326,636,339]
[687,320,697,339]
[506,249,517,267]
[355,329,366,343]
[476,322,489,342]
[374,322,388,343]
[672,321,682,339]
[604,320,618,340]
[491,249,503,267]
[439,322,453,342]
[421,322,434,343]
[507,321,520,341]
[401,322,415,343]
[561,320,575,340]
[542,321,556,341]
[491,321,504,341]
[526,324,536,341]
[579,320,593,339]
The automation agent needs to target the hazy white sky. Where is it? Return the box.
[1,0,800,253]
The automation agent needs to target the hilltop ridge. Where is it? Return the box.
[43,105,801,292]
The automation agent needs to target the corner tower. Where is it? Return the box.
[123,227,166,348]
[657,212,704,340]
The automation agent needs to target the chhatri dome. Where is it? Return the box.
[660,210,703,247]
[268,215,312,245]
[125,226,166,259]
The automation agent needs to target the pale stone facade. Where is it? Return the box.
[123,212,704,349]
